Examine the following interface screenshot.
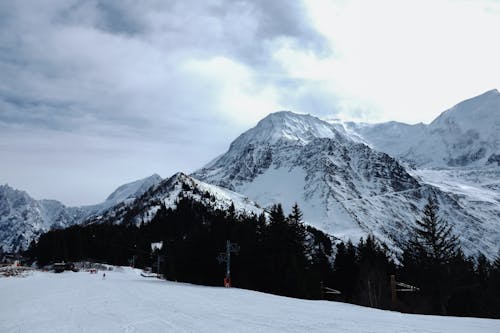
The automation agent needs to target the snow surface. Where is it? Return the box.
[239,166,365,241]
[1,267,498,333]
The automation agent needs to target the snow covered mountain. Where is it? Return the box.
[84,172,263,226]
[0,185,83,252]
[348,89,500,168]
[338,90,500,259]
[105,174,163,204]
[193,111,500,258]
[2,91,498,259]
[0,174,162,252]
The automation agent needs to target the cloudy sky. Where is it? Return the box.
[1,0,499,205]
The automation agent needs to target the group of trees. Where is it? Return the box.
[398,198,500,317]
[330,236,396,309]
[329,197,500,318]
[26,194,500,318]
[28,197,333,299]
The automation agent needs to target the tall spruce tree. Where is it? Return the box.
[288,203,303,225]
[408,196,459,265]
[265,204,309,297]
[402,195,460,314]
[332,240,358,302]
[288,203,306,253]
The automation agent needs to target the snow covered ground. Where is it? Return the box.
[1,267,498,332]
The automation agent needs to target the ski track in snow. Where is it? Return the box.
[0,267,498,333]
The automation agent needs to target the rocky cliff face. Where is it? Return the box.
[0,174,162,252]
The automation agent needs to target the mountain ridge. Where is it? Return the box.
[0,174,163,252]
[83,172,263,227]
[193,105,500,258]
[1,90,499,258]
[347,89,500,168]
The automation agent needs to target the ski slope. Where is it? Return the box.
[0,267,498,332]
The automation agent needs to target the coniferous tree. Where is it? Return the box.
[287,203,306,255]
[486,251,500,318]
[269,203,286,224]
[355,236,395,308]
[256,212,267,240]
[402,195,460,314]
[408,196,460,265]
[289,203,303,225]
[265,204,289,294]
[332,240,358,302]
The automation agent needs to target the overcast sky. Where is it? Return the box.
[1,0,499,205]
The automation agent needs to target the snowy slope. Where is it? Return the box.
[85,172,263,227]
[344,121,426,164]
[193,111,500,258]
[338,90,500,257]
[0,174,162,252]
[350,89,500,168]
[0,267,498,332]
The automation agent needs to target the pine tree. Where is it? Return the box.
[287,203,306,251]
[409,196,459,265]
[356,236,394,308]
[332,240,358,302]
[256,212,267,240]
[269,203,286,225]
[288,203,303,225]
[494,250,500,270]
[488,250,500,318]
[265,204,309,297]
[403,195,461,314]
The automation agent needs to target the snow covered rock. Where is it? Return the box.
[104,174,162,205]
[193,111,500,258]
[0,174,163,252]
[0,185,77,252]
[350,89,500,168]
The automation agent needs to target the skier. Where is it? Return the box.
[102,273,106,280]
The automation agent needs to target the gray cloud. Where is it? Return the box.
[1,0,329,130]
[0,0,333,205]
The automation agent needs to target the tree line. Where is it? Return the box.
[26,194,500,318]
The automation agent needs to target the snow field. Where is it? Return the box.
[0,267,499,332]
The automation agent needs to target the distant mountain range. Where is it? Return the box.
[0,174,162,252]
[83,172,263,227]
[1,90,499,258]
[345,89,500,168]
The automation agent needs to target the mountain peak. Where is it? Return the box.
[233,111,343,148]
[431,89,500,130]
[0,184,31,200]
[105,174,163,203]
[483,88,499,95]
[148,173,162,181]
